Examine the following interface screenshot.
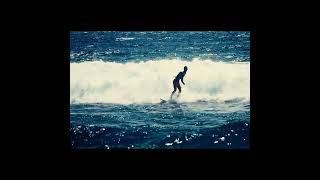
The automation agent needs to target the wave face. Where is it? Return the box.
[70,58,250,104]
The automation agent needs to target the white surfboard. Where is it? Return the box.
[160,98,178,104]
[160,98,167,104]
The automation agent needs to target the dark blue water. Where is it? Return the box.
[70,31,250,62]
[70,31,250,149]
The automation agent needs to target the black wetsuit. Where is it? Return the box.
[172,71,186,93]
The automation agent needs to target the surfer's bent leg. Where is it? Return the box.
[171,86,176,98]
[177,84,181,93]
[177,84,181,98]
[171,80,177,99]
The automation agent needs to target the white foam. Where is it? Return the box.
[70,58,250,104]
[115,37,135,41]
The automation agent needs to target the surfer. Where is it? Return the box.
[170,66,188,99]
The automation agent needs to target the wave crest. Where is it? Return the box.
[70,58,250,104]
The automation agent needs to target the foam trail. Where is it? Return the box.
[70,58,250,104]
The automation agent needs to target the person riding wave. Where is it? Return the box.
[170,66,188,99]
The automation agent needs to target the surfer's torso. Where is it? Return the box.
[174,72,185,82]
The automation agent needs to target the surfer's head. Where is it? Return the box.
[184,66,188,72]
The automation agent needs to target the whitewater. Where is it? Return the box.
[70,58,250,104]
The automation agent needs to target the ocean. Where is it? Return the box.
[70,31,250,149]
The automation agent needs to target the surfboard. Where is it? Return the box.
[160,98,178,104]
[160,98,167,104]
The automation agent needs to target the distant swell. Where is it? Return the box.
[70,58,250,104]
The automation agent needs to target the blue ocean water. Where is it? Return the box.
[70,31,250,149]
